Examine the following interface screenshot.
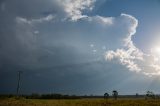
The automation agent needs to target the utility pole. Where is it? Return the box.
[16,71,23,96]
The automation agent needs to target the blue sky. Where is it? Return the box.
[1,0,160,95]
[94,0,160,52]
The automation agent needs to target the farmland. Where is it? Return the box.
[1,98,160,106]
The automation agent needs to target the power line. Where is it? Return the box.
[16,71,23,96]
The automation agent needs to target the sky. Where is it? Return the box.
[1,0,160,95]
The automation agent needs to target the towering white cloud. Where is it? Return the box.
[105,13,143,72]
[105,13,160,76]
[60,0,96,21]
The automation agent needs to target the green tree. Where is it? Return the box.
[112,90,118,100]
[145,91,155,99]
[104,93,109,99]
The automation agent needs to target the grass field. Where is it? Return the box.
[1,98,160,106]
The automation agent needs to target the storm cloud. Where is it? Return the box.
[1,0,159,95]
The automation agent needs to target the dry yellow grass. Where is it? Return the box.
[1,98,160,106]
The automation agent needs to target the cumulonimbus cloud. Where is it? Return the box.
[105,13,143,72]
[105,14,160,77]
[2,0,160,77]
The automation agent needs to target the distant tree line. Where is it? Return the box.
[104,90,160,100]
[0,94,15,99]
[27,93,81,99]
[1,90,160,100]
[0,93,81,99]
